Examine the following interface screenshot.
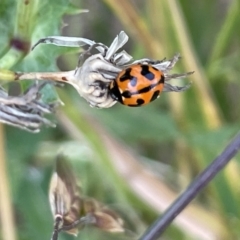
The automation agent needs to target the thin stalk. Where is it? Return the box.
[0,69,74,83]
[208,0,239,65]
[0,124,17,240]
[163,0,223,129]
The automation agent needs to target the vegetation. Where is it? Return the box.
[0,0,240,239]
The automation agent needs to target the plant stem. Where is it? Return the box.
[0,124,17,240]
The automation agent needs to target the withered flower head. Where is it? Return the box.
[0,82,59,132]
[49,155,125,240]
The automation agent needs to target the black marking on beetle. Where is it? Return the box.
[150,90,160,102]
[122,91,132,98]
[124,76,165,96]
[141,65,154,80]
[137,98,145,105]
[128,98,145,107]
[109,81,123,103]
[159,75,164,84]
[137,84,155,94]
[119,68,132,81]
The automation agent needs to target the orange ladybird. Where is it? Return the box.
[109,64,164,107]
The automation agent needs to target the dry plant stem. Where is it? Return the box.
[15,70,75,83]
[0,124,17,240]
[139,133,240,240]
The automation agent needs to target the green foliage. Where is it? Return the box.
[91,104,179,142]
[1,0,240,240]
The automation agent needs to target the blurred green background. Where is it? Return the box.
[1,0,240,239]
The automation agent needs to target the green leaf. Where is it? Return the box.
[90,101,179,143]
[0,0,16,56]
[0,0,83,102]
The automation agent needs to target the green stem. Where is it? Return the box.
[208,0,239,66]
[0,69,17,81]
[0,0,39,69]
[0,124,17,240]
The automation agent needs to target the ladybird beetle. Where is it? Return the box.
[109,63,165,107]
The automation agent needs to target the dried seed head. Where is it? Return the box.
[49,156,125,240]
[0,82,59,132]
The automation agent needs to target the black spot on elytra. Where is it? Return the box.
[119,68,132,81]
[141,65,154,80]
[150,90,160,102]
[137,98,145,105]
[137,84,155,94]
[128,98,145,107]
[109,81,123,103]
[159,75,164,83]
[124,76,165,96]
[122,91,132,98]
